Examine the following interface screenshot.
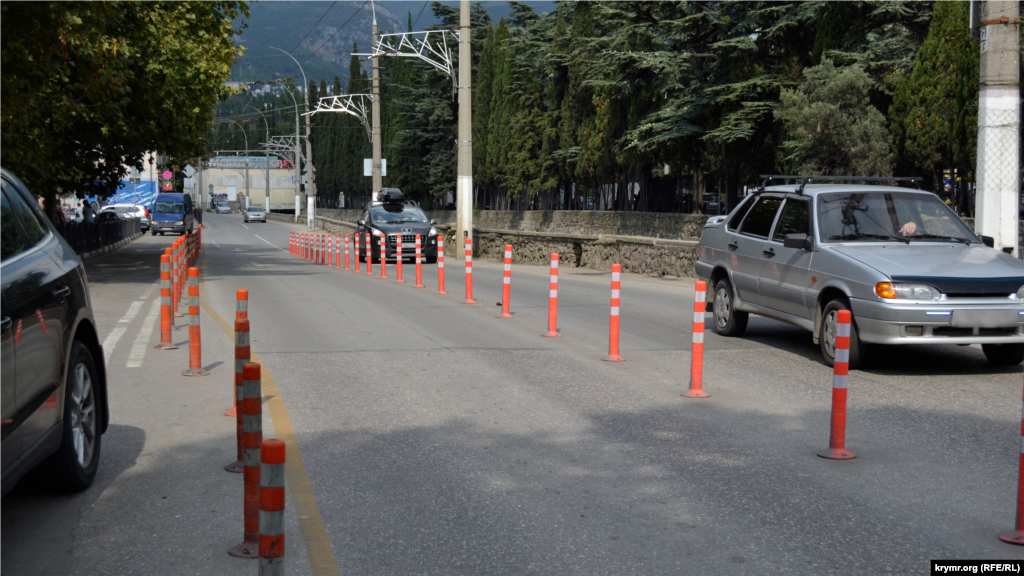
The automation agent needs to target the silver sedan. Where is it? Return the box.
[243,206,266,223]
[695,182,1024,368]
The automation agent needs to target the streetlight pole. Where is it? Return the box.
[371,9,383,201]
[456,0,473,259]
[269,46,314,230]
[247,104,271,211]
[276,83,303,223]
[231,122,250,209]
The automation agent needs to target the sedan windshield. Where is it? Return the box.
[370,205,428,224]
[246,207,263,212]
[817,192,978,243]
[154,201,183,214]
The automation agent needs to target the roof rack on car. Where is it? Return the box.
[757,175,921,194]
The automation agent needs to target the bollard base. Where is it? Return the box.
[153,342,179,350]
[498,312,514,318]
[542,331,562,338]
[228,539,260,558]
[438,290,448,295]
[224,405,236,417]
[224,459,244,473]
[181,368,210,377]
[817,448,856,460]
[999,530,1024,545]
[174,311,184,318]
[682,388,710,398]
[602,354,625,362]
[463,299,478,304]
[415,283,424,288]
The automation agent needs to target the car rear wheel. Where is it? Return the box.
[981,343,1024,365]
[38,341,101,492]
[819,299,866,369]
[712,278,748,337]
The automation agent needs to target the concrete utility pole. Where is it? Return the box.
[975,1,1021,256]
[371,15,383,200]
[456,0,473,259]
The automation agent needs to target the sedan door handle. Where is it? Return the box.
[52,286,71,300]
[727,242,739,251]
[762,248,775,256]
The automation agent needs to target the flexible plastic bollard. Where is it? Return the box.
[396,235,404,283]
[379,235,387,279]
[344,234,350,271]
[499,244,513,318]
[228,362,262,558]
[224,288,248,418]
[1000,380,1024,545]
[437,236,448,295]
[225,317,250,473]
[543,253,561,337]
[154,254,178,350]
[818,309,855,460]
[414,235,424,288]
[182,268,209,376]
[683,280,709,398]
[259,439,286,575]
[463,238,477,304]
[336,234,342,269]
[603,264,625,362]
[354,234,360,272]
[172,240,184,318]
[366,234,373,275]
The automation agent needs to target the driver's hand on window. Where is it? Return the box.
[898,222,917,235]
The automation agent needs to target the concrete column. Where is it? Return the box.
[372,20,383,202]
[456,0,473,259]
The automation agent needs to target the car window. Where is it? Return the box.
[1,188,28,261]
[727,195,756,231]
[738,197,782,239]
[155,201,183,214]
[3,181,47,246]
[817,191,978,242]
[771,199,810,242]
[370,205,428,224]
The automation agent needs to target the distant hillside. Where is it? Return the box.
[232,1,555,89]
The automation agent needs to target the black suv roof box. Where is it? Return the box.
[381,188,404,204]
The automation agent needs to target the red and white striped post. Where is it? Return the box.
[354,234,360,272]
[499,244,513,318]
[414,235,424,288]
[316,234,322,264]
[344,234,350,271]
[603,264,625,362]
[290,232,295,256]
[172,240,183,318]
[335,234,341,268]
[542,253,561,337]
[463,238,477,304]
[154,254,177,350]
[379,235,387,279]
[437,236,448,295]
[999,381,1024,545]
[396,235,404,283]
[366,234,373,275]
[819,309,855,460]
[224,316,250,473]
[682,281,709,398]
[224,288,249,417]
[228,362,262,558]
[182,268,209,377]
[259,439,286,574]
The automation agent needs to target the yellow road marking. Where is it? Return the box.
[198,248,340,576]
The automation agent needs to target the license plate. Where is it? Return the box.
[951,309,1019,328]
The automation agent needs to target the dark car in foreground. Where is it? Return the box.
[1,169,109,496]
[355,190,439,263]
[696,176,1024,368]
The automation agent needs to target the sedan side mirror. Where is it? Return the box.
[783,232,811,250]
[357,219,365,227]
[980,235,995,248]
[430,219,437,225]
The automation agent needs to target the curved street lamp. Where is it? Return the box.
[269,46,314,229]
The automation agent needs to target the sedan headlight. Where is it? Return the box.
[429,227,438,236]
[875,282,941,300]
[372,228,382,236]
[1016,285,1024,299]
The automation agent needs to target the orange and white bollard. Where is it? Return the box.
[35,309,47,333]
[499,244,513,318]
[172,240,183,318]
[683,281,709,398]
[603,264,625,362]
[344,234,350,271]
[379,235,387,279]
[414,235,424,288]
[366,234,373,275]
[396,235,404,283]
[154,254,177,350]
[1000,380,1024,545]
[335,234,341,268]
[236,288,249,320]
[819,309,855,460]
[182,268,209,376]
[463,238,477,304]
[289,232,293,256]
[437,236,447,295]
[224,288,249,418]
[224,316,250,473]
[259,439,286,574]
[354,234,360,272]
[542,253,561,337]
[229,362,262,558]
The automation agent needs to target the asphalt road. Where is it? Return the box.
[196,213,1023,574]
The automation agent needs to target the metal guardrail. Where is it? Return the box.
[54,218,141,256]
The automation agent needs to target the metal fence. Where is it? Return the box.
[54,218,141,256]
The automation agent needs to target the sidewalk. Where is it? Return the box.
[0,234,310,576]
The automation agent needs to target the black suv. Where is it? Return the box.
[356,190,439,263]
[1,169,109,496]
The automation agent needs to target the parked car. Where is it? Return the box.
[150,193,194,236]
[355,189,439,263]
[243,206,266,223]
[1,169,109,496]
[695,178,1024,368]
[95,211,129,223]
[100,204,149,230]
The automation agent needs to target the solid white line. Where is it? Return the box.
[102,283,157,364]
[231,220,250,229]
[254,234,284,251]
[119,301,144,323]
[127,299,161,368]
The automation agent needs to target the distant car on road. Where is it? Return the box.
[243,206,266,223]
[214,202,231,215]
[696,177,1024,368]
[100,204,149,230]
[1,169,109,496]
[356,189,439,263]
